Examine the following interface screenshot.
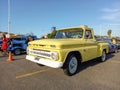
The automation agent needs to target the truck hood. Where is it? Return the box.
[28,39,84,49]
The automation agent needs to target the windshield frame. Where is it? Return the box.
[55,29,83,39]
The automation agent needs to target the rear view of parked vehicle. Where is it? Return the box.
[97,38,118,53]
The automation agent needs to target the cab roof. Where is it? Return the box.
[57,25,93,32]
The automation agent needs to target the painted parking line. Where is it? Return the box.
[16,68,51,79]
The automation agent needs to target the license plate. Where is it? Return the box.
[35,57,40,61]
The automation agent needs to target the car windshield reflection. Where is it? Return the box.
[55,30,83,39]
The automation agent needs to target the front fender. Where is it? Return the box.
[7,46,22,52]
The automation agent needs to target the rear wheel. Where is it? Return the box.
[63,54,79,76]
[100,50,106,62]
[114,48,118,53]
[14,48,21,55]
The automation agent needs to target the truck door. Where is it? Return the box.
[83,30,98,61]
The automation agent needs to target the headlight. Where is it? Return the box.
[50,52,58,60]
[27,48,32,55]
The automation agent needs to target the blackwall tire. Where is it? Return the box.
[14,49,21,55]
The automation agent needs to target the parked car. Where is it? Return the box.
[116,42,120,49]
[7,35,37,55]
[96,38,118,53]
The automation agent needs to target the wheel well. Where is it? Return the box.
[67,51,82,63]
[14,48,21,51]
[103,49,106,53]
[62,51,82,69]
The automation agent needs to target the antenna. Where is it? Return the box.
[8,0,10,38]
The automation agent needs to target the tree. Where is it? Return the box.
[107,29,112,38]
[47,30,57,38]
[47,33,51,38]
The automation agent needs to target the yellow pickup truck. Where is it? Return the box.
[26,25,109,76]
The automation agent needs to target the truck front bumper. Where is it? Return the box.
[26,55,63,68]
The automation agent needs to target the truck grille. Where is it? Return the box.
[28,49,51,59]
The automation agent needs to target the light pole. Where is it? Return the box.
[8,0,10,38]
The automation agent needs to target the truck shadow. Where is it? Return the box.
[12,54,26,61]
[77,54,115,74]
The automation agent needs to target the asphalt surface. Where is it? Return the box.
[0,52,120,90]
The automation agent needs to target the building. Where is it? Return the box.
[0,31,23,39]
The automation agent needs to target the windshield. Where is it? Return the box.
[55,30,83,39]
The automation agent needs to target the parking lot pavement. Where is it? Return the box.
[0,52,120,90]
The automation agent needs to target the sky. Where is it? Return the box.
[0,0,120,37]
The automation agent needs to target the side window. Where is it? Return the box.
[85,30,93,39]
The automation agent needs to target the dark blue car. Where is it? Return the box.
[7,35,37,55]
[97,38,118,53]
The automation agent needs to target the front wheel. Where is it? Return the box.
[63,54,79,76]
[100,50,106,62]
[13,48,21,55]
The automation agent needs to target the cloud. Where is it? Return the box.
[102,9,120,20]
[101,8,120,13]
[101,3,120,22]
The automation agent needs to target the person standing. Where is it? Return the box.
[26,35,34,45]
[1,34,8,56]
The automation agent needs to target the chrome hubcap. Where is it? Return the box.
[102,51,106,61]
[69,57,78,74]
[15,49,21,55]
